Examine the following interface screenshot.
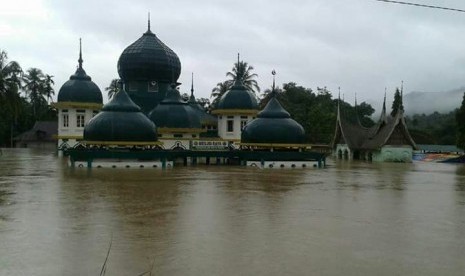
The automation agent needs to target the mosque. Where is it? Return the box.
[54,20,326,169]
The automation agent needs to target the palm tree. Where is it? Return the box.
[105,79,120,100]
[42,74,55,104]
[23,67,47,117]
[0,50,22,99]
[0,50,23,147]
[210,80,232,108]
[226,59,260,94]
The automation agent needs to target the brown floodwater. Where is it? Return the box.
[0,148,464,275]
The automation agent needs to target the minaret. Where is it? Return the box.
[189,72,196,103]
[78,38,83,69]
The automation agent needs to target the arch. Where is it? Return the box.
[171,141,186,150]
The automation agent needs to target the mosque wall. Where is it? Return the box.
[217,114,254,141]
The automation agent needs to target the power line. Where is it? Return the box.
[375,0,465,13]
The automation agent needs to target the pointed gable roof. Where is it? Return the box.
[332,92,417,151]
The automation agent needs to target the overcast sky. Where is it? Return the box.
[2,0,465,110]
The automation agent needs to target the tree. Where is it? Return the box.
[42,74,55,104]
[456,92,465,149]
[23,68,47,117]
[226,59,260,94]
[210,80,232,108]
[196,98,210,110]
[0,50,22,99]
[0,50,24,146]
[391,87,403,117]
[105,78,120,100]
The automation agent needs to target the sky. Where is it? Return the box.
[2,0,465,110]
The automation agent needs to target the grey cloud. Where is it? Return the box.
[14,0,465,108]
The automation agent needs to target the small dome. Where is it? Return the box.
[241,96,306,144]
[148,85,201,129]
[216,79,258,110]
[57,43,102,104]
[117,24,181,82]
[84,90,157,142]
[188,86,217,125]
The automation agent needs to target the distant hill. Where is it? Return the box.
[404,87,465,115]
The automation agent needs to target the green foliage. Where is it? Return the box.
[226,59,260,93]
[105,78,120,100]
[391,87,402,117]
[210,80,232,108]
[0,50,57,147]
[260,82,375,144]
[456,92,465,149]
[406,110,457,145]
[211,58,260,108]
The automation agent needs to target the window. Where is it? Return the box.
[227,120,234,132]
[241,120,248,130]
[63,114,69,127]
[76,114,85,128]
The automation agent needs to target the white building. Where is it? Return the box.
[53,40,103,155]
[211,79,259,144]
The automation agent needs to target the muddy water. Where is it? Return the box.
[1,148,464,275]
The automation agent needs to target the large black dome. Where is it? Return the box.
[148,85,201,129]
[117,24,181,82]
[215,79,258,110]
[57,43,102,104]
[241,96,306,144]
[84,90,157,142]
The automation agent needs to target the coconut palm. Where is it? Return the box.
[0,50,23,120]
[226,59,260,94]
[42,74,55,104]
[210,80,232,108]
[105,78,120,100]
[23,67,47,117]
[0,50,22,99]
[0,50,24,147]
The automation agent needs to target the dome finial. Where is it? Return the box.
[78,38,83,69]
[191,72,194,96]
[148,12,151,32]
[271,69,276,97]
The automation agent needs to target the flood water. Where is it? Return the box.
[1,148,465,275]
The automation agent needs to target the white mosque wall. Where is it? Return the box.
[217,114,254,141]
[57,108,98,139]
[246,160,321,169]
[72,160,172,169]
[159,139,191,150]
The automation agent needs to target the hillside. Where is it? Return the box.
[403,87,465,115]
